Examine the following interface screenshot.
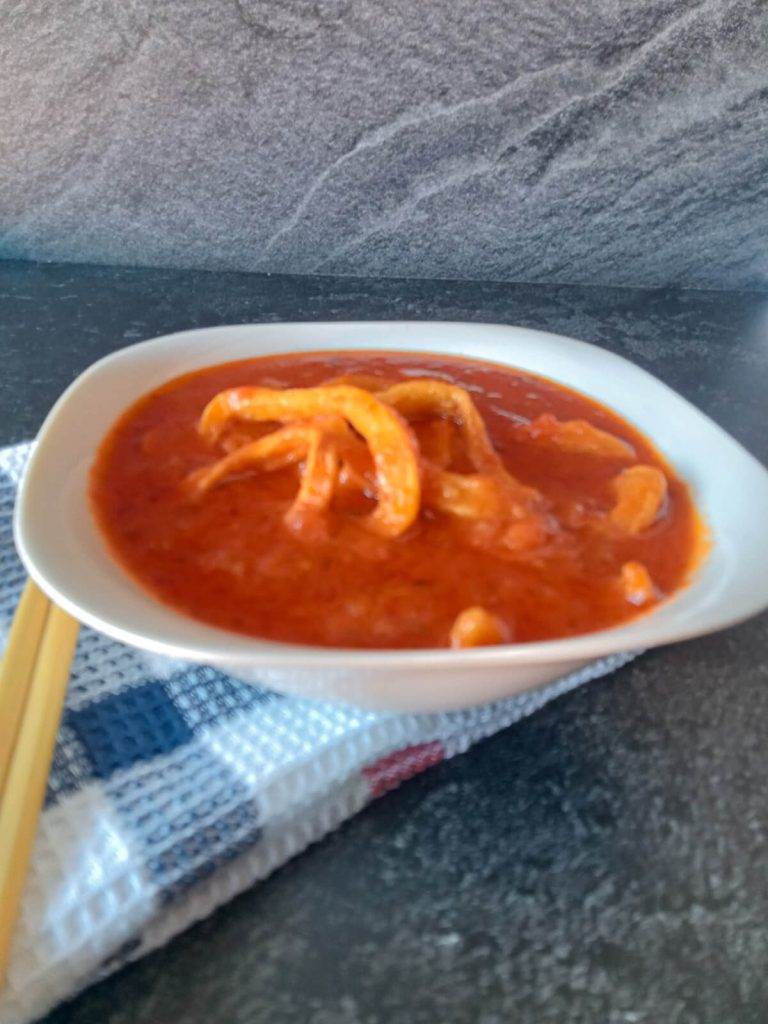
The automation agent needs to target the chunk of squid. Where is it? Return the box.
[620,560,657,606]
[449,606,511,648]
[518,413,634,459]
[609,465,668,534]
[422,465,505,520]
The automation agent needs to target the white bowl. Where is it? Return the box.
[14,321,768,713]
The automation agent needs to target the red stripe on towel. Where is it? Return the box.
[363,741,445,797]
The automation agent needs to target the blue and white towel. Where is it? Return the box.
[0,443,635,1024]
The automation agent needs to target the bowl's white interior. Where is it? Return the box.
[14,321,768,670]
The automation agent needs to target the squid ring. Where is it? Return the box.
[198,386,421,537]
[375,380,501,473]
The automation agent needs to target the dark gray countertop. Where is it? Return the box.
[2,261,767,1024]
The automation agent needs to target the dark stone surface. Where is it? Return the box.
[1,2,767,290]
[1,260,767,1023]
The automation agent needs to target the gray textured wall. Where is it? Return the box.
[1,0,767,289]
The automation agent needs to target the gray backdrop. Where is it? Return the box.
[1,0,766,289]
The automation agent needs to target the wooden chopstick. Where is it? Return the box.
[0,579,51,795]
[0,582,79,985]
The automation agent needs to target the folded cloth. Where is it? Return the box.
[0,443,635,1024]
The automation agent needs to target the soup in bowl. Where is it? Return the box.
[90,350,704,651]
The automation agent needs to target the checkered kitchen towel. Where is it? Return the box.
[0,443,635,1024]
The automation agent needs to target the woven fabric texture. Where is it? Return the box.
[0,443,634,1024]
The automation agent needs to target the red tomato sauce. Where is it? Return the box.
[89,351,704,649]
